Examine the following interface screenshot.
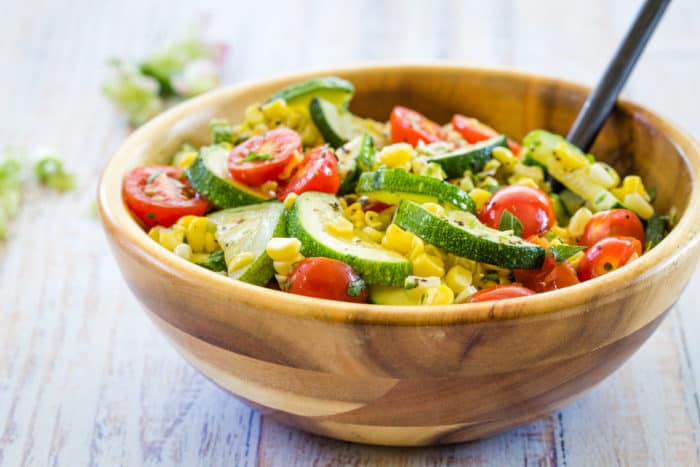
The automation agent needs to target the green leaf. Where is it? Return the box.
[547,244,586,264]
[347,278,366,297]
[241,152,272,163]
[498,210,523,237]
[34,156,76,192]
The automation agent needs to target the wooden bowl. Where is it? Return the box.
[98,64,700,446]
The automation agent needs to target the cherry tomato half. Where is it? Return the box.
[515,256,580,293]
[452,114,521,155]
[286,257,368,303]
[579,209,645,247]
[123,165,209,227]
[470,284,536,303]
[277,146,340,200]
[578,236,642,281]
[227,128,302,186]
[478,185,555,238]
[390,106,447,146]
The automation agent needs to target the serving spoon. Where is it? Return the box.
[566,0,671,152]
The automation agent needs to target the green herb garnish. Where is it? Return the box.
[498,210,523,237]
[547,244,586,263]
[34,155,76,192]
[241,152,272,163]
[347,278,366,297]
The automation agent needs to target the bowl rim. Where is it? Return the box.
[98,63,700,326]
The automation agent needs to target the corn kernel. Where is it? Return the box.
[445,265,473,294]
[479,159,501,176]
[515,177,539,189]
[381,224,415,255]
[159,228,185,251]
[362,226,384,242]
[549,225,571,243]
[376,143,414,170]
[230,252,255,271]
[244,103,265,125]
[148,226,162,242]
[568,251,585,269]
[186,217,209,253]
[492,146,517,168]
[278,151,305,180]
[623,193,654,220]
[408,236,425,260]
[612,175,650,202]
[554,142,588,170]
[275,274,288,287]
[469,188,493,212]
[455,285,478,303]
[458,175,475,192]
[325,216,354,237]
[177,215,197,228]
[422,202,445,217]
[273,260,294,275]
[283,192,298,209]
[412,252,445,277]
[479,176,499,188]
[511,163,544,182]
[174,243,192,260]
[266,237,302,262]
[421,284,454,305]
[204,232,219,253]
[175,151,198,169]
[568,207,593,238]
[344,202,366,228]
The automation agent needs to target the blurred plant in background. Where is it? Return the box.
[103,29,228,127]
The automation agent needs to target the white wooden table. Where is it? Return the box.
[1,0,699,465]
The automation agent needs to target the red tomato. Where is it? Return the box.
[580,209,645,247]
[452,114,521,155]
[478,185,555,238]
[470,284,536,303]
[227,128,301,186]
[277,146,340,200]
[123,165,209,227]
[390,106,447,146]
[515,256,580,293]
[578,236,642,281]
[286,257,368,303]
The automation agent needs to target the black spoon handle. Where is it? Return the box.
[567,0,671,152]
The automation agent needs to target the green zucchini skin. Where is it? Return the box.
[187,145,272,209]
[208,202,287,285]
[309,97,348,148]
[394,200,545,269]
[425,135,506,177]
[265,76,354,108]
[287,192,411,286]
[336,135,375,196]
[356,169,475,213]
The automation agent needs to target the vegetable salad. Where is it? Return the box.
[122,76,672,305]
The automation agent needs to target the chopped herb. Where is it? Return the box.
[146,170,163,185]
[241,152,272,163]
[193,250,226,272]
[482,273,499,282]
[547,244,586,263]
[648,187,657,203]
[34,155,76,192]
[347,278,366,297]
[498,210,523,237]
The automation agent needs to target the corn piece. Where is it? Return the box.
[469,188,493,212]
[177,215,197,228]
[421,284,454,305]
[186,217,209,253]
[445,265,473,294]
[148,226,162,242]
[458,175,475,192]
[412,252,445,278]
[492,146,517,168]
[158,228,185,251]
[266,237,302,262]
[623,193,654,220]
[174,243,192,260]
[381,224,415,255]
[362,226,384,243]
[376,143,414,170]
[515,177,539,189]
[230,252,255,271]
[204,232,219,253]
[568,207,593,238]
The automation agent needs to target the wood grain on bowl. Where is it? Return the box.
[98,65,700,446]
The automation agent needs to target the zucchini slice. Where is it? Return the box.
[356,169,475,212]
[287,192,411,286]
[336,134,375,195]
[310,97,354,148]
[425,135,506,177]
[187,145,272,208]
[208,202,287,284]
[393,200,545,269]
[522,130,620,211]
[265,76,354,113]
